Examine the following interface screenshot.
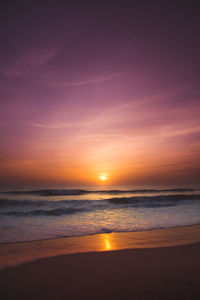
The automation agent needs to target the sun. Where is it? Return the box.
[100,175,107,181]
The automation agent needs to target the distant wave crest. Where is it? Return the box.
[108,194,200,204]
[2,207,87,217]
[2,188,198,196]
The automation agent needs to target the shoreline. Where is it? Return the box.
[1,224,200,271]
[1,222,200,246]
[1,241,200,300]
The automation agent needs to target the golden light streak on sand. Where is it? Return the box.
[1,225,200,270]
[102,234,112,251]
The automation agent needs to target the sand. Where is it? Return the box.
[1,226,200,300]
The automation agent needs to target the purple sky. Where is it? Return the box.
[0,1,200,186]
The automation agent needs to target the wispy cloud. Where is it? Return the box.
[52,73,121,87]
[1,47,58,76]
[28,90,200,138]
[29,122,83,129]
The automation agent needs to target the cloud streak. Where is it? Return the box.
[1,47,58,76]
[52,73,121,87]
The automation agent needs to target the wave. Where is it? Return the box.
[2,189,89,196]
[0,198,95,208]
[1,193,200,205]
[1,194,200,217]
[107,194,200,204]
[2,188,198,196]
[2,207,88,217]
[0,199,46,207]
[0,193,200,208]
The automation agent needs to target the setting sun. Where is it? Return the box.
[100,175,107,181]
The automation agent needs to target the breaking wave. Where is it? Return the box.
[1,193,200,217]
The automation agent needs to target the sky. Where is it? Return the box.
[0,1,200,186]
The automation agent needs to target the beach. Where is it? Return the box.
[1,225,200,300]
[1,1,200,299]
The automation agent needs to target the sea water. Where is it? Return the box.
[0,185,200,243]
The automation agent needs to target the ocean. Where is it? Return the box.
[0,186,200,243]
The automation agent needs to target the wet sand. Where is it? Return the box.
[1,224,200,270]
[1,225,200,299]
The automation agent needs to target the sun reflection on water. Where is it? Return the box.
[102,234,112,251]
